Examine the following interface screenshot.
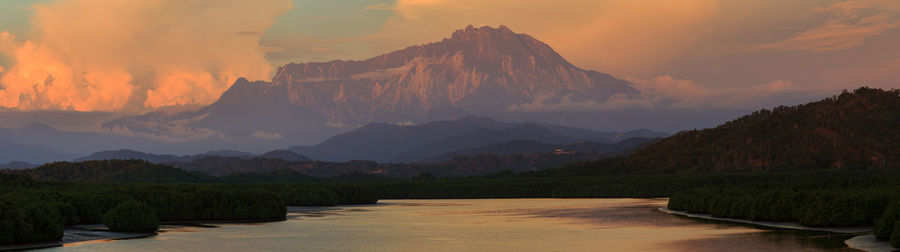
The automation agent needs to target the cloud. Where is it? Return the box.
[743,0,900,52]
[0,0,292,112]
[252,130,283,140]
[101,112,224,143]
[508,76,824,112]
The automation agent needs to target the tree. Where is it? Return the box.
[102,200,159,232]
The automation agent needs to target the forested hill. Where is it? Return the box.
[571,87,900,174]
[19,159,214,183]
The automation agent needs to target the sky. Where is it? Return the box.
[0,0,899,113]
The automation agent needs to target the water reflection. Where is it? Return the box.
[43,199,858,251]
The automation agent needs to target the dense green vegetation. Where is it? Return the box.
[669,188,894,226]
[0,171,379,245]
[26,159,214,183]
[102,200,159,232]
[0,197,63,243]
[875,201,900,247]
[669,187,900,246]
[663,171,900,246]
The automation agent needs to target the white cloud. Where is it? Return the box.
[508,76,824,112]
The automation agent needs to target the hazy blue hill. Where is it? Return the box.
[0,138,76,164]
[75,149,185,163]
[21,159,213,183]
[204,150,257,158]
[259,150,311,162]
[0,161,38,170]
[289,116,666,162]
[390,125,579,163]
[75,149,309,165]
[419,137,656,163]
[289,117,506,162]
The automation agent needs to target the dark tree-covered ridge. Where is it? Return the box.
[618,87,900,173]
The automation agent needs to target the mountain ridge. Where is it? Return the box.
[288,116,666,162]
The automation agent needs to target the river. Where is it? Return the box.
[44,198,858,251]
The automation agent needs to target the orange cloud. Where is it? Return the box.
[356,0,719,77]
[743,0,900,52]
[0,0,292,112]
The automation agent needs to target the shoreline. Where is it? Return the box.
[658,207,871,233]
[659,207,897,252]
[844,235,895,252]
[0,218,286,251]
[0,228,156,252]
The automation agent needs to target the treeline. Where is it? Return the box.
[360,170,900,199]
[20,159,215,183]
[666,173,900,247]
[170,152,608,178]
[669,188,893,226]
[0,173,379,245]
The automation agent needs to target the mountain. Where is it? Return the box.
[99,25,640,148]
[75,149,186,163]
[0,161,38,170]
[419,137,656,163]
[288,116,666,162]
[265,25,635,124]
[75,148,309,164]
[172,151,613,178]
[259,150,311,162]
[562,87,900,174]
[0,137,76,164]
[19,159,212,183]
[0,121,227,158]
[204,150,256,158]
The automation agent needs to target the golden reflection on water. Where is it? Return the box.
[62,239,114,247]
[47,198,855,252]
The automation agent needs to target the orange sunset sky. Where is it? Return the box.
[0,0,898,113]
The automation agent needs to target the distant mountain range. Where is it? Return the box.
[39,133,652,179]
[420,137,653,163]
[75,149,310,164]
[49,115,661,178]
[1,115,663,169]
[0,137,76,164]
[69,116,662,167]
[288,116,665,162]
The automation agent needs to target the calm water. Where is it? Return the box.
[46,199,856,251]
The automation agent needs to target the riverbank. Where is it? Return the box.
[660,207,897,252]
[0,218,290,251]
[658,207,871,233]
[844,235,895,252]
[0,226,156,251]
